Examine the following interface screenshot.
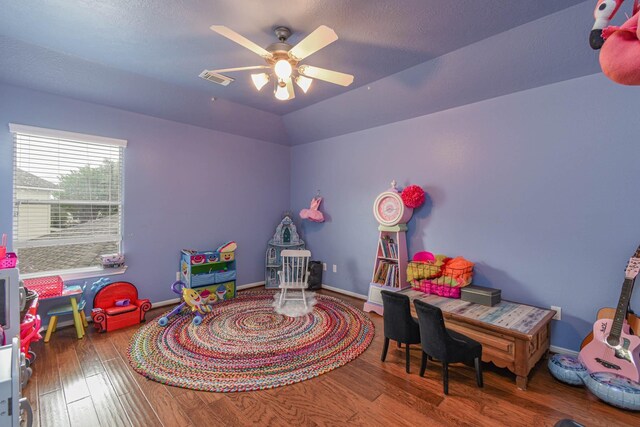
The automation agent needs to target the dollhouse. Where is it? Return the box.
[265,215,305,289]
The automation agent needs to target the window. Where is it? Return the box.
[10,124,126,276]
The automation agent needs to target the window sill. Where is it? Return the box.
[20,265,128,282]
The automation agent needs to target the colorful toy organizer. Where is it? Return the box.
[180,244,237,303]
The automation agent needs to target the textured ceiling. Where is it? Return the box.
[0,0,587,117]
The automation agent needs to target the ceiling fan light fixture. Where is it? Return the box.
[274,82,291,100]
[295,75,313,93]
[207,25,354,102]
[251,73,270,91]
[274,59,293,80]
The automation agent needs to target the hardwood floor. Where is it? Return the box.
[24,288,639,426]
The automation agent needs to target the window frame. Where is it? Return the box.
[9,123,127,279]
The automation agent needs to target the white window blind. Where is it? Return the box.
[10,124,126,276]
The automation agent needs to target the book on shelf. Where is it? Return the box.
[379,240,387,258]
[379,236,398,259]
[373,261,400,287]
[373,261,387,283]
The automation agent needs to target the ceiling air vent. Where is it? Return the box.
[199,70,234,86]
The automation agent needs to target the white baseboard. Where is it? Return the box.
[237,281,265,290]
[152,297,181,308]
[321,284,367,300]
[549,345,579,356]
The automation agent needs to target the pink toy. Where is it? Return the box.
[20,295,41,366]
[412,251,436,263]
[413,279,462,299]
[0,233,6,259]
[20,313,42,366]
[590,0,640,85]
[300,196,325,223]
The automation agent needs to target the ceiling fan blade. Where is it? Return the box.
[286,77,295,99]
[211,65,271,73]
[210,25,272,59]
[298,65,354,87]
[288,25,338,61]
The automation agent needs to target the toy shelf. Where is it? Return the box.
[180,248,237,302]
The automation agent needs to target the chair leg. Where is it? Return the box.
[442,362,449,395]
[44,316,58,343]
[475,357,483,388]
[302,288,308,310]
[70,298,84,339]
[381,337,389,362]
[405,344,411,373]
[81,310,88,328]
[279,288,286,307]
[73,312,84,339]
[420,351,427,377]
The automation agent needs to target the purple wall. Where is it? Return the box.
[0,83,290,306]
[291,73,640,351]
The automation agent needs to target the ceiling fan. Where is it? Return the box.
[200,25,354,101]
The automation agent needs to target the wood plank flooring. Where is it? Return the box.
[23,288,640,426]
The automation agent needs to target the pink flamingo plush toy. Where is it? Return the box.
[590,0,640,85]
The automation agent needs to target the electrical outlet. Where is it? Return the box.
[333,264,337,273]
[551,306,562,320]
[323,263,327,271]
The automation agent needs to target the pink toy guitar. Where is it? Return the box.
[579,246,640,381]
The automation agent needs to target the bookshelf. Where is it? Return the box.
[363,224,411,315]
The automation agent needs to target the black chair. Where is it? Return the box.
[380,290,421,373]
[414,299,483,395]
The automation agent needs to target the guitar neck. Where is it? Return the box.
[608,245,640,345]
[610,278,635,342]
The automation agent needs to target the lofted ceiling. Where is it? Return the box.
[0,0,593,143]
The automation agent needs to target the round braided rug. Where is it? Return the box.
[128,290,375,392]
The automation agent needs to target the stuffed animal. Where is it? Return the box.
[182,288,215,315]
[600,11,640,85]
[590,0,640,85]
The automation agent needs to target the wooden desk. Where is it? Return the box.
[400,289,555,390]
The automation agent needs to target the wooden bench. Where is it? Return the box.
[400,288,555,390]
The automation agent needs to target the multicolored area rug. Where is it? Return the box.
[128,290,375,392]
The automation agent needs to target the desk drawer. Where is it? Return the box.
[446,320,515,360]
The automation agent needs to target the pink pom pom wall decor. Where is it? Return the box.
[401,185,425,209]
